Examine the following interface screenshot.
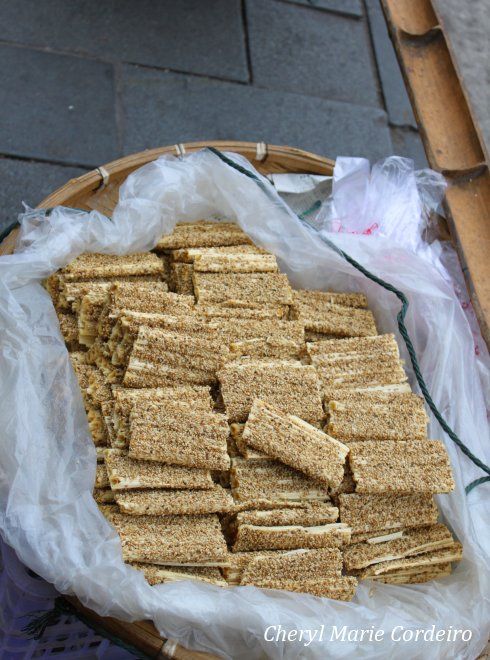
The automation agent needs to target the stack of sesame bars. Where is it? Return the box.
[46,220,462,599]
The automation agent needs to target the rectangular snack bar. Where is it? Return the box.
[102,507,229,565]
[342,523,456,570]
[338,493,439,535]
[241,547,343,580]
[232,522,350,551]
[110,312,217,367]
[293,299,376,338]
[366,563,452,584]
[292,289,368,314]
[193,253,279,273]
[129,401,230,470]
[229,337,303,361]
[130,562,227,586]
[354,543,463,579]
[124,327,228,388]
[155,221,252,250]
[59,280,117,312]
[112,385,212,448]
[115,485,235,516]
[230,458,330,506]
[172,244,267,264]
[314,358,408,395]
[243,399,348,489]
[105,449,214,490]
[326,406,428,442]
[193,272,294,307]
[223,550,290,584]
[348,440,455,494]
[218,361,324,423]
[239,548,357,600]
[196,303,285,320]
[61,253,165,281]
[211,318,305,347]
[98,284,191,341]
[307,334,399,359]
[235,503,339,528]
[327,390,425,412]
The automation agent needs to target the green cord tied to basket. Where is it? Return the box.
[207,146,490,494]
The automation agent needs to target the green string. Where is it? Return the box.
[23,596,152,659]
[207,146,490,494]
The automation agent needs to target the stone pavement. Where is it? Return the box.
[0,0,426,236]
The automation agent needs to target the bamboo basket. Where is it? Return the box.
[0,141,335,659]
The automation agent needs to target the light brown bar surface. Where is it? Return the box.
[130,562,227,586]
[218,361,323,423]
[129,401,230,470]
[243,399,348,488]
[348,440,455,494]
[115,485,235,515]
[230,458,330,505]
[235,503,339,528]
[124,326,228,388]
[193,272,294,307]
[155,221,252,250]
[105,449,214,490]
[338,493,439,534]
[354,543,463,578]
[102,507,229,565]
[194,253,278,273]
[233,522,350,551]
[343,524,455,570]
[62,253,165,281]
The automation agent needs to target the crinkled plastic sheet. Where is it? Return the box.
[0,150,489,659]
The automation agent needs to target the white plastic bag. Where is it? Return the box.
[0,149,489,659]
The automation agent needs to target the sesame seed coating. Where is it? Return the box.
[243,399,348,488]
[348,440,455,494]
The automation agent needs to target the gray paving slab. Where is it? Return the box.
[246,0,380,107]
[365,0,416,128]
[390,127,428,169]
[120,66,393,162]
[0,0,248,83]
[0,45,118,167]
[281,0,362,18]
[0,158,87,236]
[432,0,490,161]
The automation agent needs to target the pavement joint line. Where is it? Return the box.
[274,0,363,20]
[0,152,93,171]
[0,38,250,88]
[114,62,126,156]
[240,0,254,84]
[361,0,386,111]
[122,61,252,87]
